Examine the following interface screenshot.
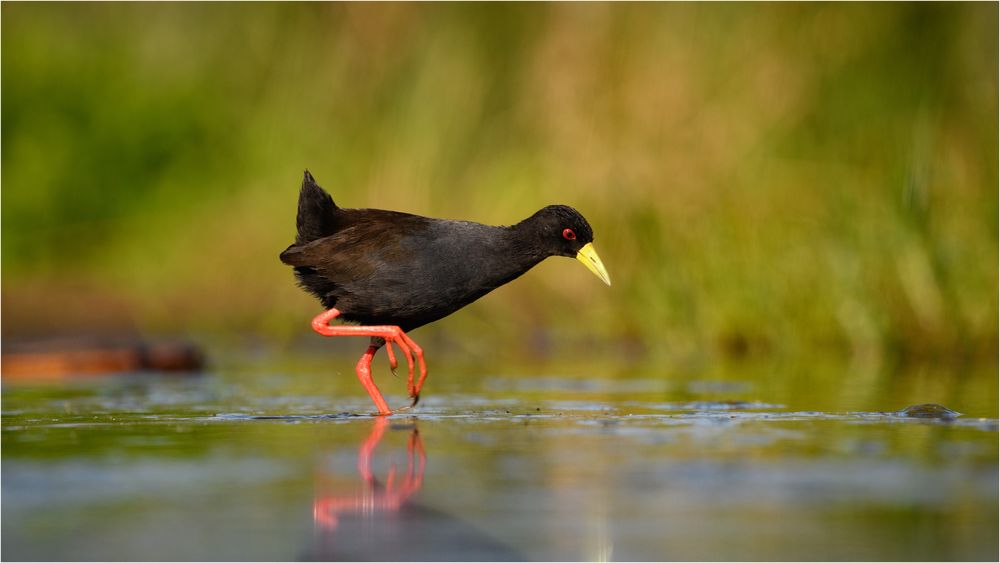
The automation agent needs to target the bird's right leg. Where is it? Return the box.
[354,344,390,415]
[311,308,428,415]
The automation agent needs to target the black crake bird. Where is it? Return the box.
[280,170,610,415]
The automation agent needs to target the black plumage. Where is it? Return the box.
[280,170,609,414]
[281,171,602,332]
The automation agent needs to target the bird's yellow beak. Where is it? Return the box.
[575,243,611,286]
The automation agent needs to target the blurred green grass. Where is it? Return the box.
[2,3,997,369]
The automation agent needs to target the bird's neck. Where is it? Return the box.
[495,222,550,277]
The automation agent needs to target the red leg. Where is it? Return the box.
[311,308,428,414]
[356,345,390,416]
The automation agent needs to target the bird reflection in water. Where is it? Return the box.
[306,418,522,561]
[313,417,425,531]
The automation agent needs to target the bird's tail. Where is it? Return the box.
[294,170,339,244]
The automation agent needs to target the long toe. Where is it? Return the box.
[385,342,399,374]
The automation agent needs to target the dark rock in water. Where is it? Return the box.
[895,404,961,420]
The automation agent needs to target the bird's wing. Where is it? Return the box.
[280,211,431,284]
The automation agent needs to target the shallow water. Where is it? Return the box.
[2,359,998,561]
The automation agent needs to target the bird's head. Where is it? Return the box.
[520,205,611,286]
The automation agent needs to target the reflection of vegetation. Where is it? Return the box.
[4,387,997,560]
[2,4,996,367]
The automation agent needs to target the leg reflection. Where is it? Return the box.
[307,419,522,561]
[313,417,425,530]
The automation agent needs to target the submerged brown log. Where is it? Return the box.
[1,338,204,380]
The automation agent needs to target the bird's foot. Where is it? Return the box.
[376,327,427,405]
[312,308,428,415]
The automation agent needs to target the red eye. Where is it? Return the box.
[562,228,576,241]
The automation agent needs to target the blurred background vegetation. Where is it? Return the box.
[2,3,997,385]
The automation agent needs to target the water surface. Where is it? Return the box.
[3,359,997,561]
